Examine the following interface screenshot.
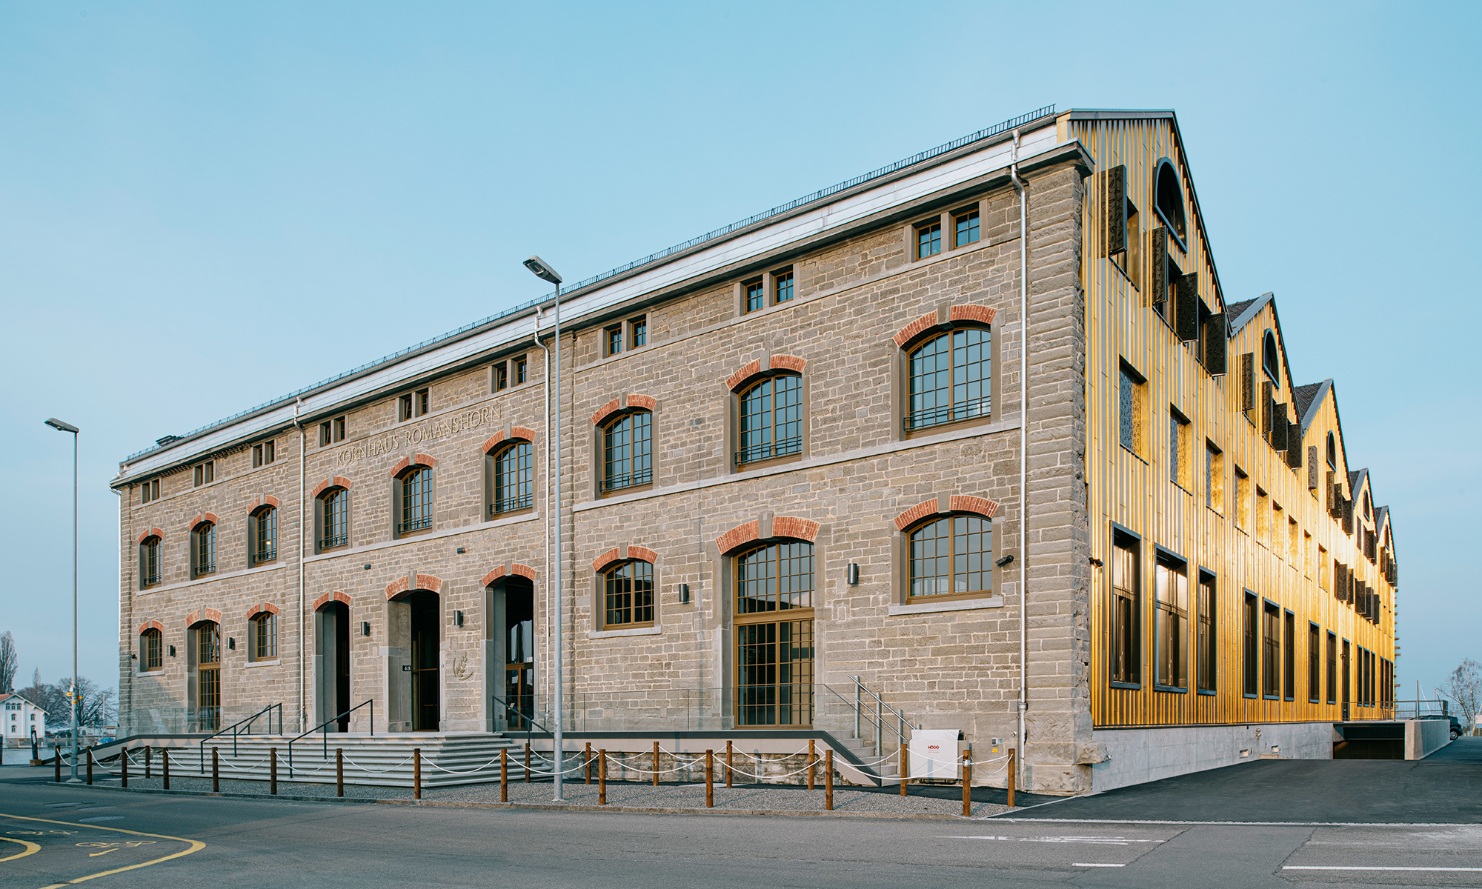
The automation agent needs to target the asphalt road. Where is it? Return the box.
[2,777,1481,888]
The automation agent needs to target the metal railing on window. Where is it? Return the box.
[735,436,802,466]
[397,515,433,535]
[903,397,991,433]
[193,561,216,578]
[253,545,276,565]
[141,570,161,587]
[490,494,533,516]
[319,532,347,550]
[601,467,652,493]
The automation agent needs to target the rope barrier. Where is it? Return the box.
[339,753,416,775]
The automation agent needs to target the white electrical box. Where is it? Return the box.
[908,729,962,780]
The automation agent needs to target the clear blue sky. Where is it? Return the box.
[2,1,1476,703]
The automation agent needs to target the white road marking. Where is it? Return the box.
[1284,866,1482,873]
[1073,863,1126,868]
[943,835,1164,845]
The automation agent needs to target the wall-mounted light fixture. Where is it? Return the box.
[129,652,137,661]
[678,583,690,604]
[1088,556,1103,568]
[363,563,372,571]
[995,554,1015,568]
[361,621,371,637]
[227,637,236,650]
[454,610,465,627]
[456,546,466,555]
[846,563,860,586]
[168,645,176,658]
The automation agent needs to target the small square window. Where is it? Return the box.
[193,461,214,487]
[773,270,794,304]
[630,316,647,349]
[398,393,413,421]
[141,479,159,504]
[492,363,509,392]
[514,356,527,384]
[605,325,624,357]
[953,208,980,248]
[916,221,942,259]
[744,279,765,313]
[333,416,346,442]
[252,441,275,468]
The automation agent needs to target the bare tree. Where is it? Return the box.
[0,632,16,693]
[1437,659,1481,733]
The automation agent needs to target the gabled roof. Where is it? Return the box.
[1225,298,1260,327]
[0,692,41,708]
[1349,468,1368,493]
[1292,382,1325,426]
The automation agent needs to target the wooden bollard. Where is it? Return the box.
[725,740,733,788]
[652,741,660,787]
[584,742,592,784]
[598,749,607,806]
[145,746,152,779]
[900,742,908,797]
[524,742,531,784]
[121,748,129,789]
[211,747,220,793]
[86,748,93,785]
[413,748,422,800]
[1007,748,1016,808]
[705,749,714,808]
[162,749,170,790]
[336,749,344,798]
[53,748,60,783]
[500,749,508,802]
[961,754,971,818]
[824,749,834,811]
[807,739,816,790]
[270,747,278,795]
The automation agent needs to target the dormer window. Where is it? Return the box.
[1262,330,1280,381]
[1154,159,1187,243]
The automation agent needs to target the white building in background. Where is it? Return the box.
[0,693,46,745]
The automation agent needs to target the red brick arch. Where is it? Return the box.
[186,607,223,628]
[715,515,820,554]
[893,303,997,348]
[725,354,808,391]
[480,563,538,587]
[591,394,658,427]
[312,590,352,612]
[136,619,164,637]
[385,573,444,600]
[186,512,220,531]
[591,545,659,573]
[893,494,1001,531]
[482,426,539,454]
[246,602,281,619]
[390,454,437,477]
[136,527,164,545]
[311,476,353,499]
[246,494,282,513]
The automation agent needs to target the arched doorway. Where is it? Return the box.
[486,576,535,731]
[187,621,222,732]
[315,600,351,732]
[732,540,815,728]
[388,589,440,731]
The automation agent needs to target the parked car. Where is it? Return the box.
[1448,716,1463,740]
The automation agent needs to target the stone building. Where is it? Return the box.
[112,106,1398,794]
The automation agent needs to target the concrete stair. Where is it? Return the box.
[103,732,527,788]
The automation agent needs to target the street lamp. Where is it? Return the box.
[524,253,563,800]
[44,417,81,783]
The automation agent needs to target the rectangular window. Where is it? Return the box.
[1154,553,1188,690]
[1308,623,1322,703]
[492,363,509,392]
[1119,362,1145,455]
[1284,610,1296,701]
[1110,532,1140,686]
[1169,409,1191,489]
[1256,487,1270,544]
[142,631,162,671]
[253,441,275,468]
[141,479,159,504]
[251,614,277,661]
[773,270,794,304]
[915,220,942,259]
[1243,591,1259,697]
[1197,571,1217,693]
[630,316,647,349]
[1205,442,1223,512]
[1262,601,1281,699]
[1272,503,1284,557]
[1288,518,1300,563]
[1318,545,1330,590]
[1235,468,1250,532]
[320,416,346,446]
[514,356,527,384]
[953,208,980,248]
[397,388,430,421]
[193,461,214,487]
[744,279,765,313]
[605,325,624,356]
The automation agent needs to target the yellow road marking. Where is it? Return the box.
[0,812,204,887]
[0,836,42,862]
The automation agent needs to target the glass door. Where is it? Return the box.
[196,623,221,732]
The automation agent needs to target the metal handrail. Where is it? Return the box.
[198,703,282,772]
[287,699,373,776]
[850,676,913,754]
[491,693,552,746]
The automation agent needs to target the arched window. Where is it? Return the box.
[734,540,815,727]
[1154,159,1187,241]
[249,611,277,661]
[737,373,802,466]
[488,441,533,516]
[601,410,652,493]
[905,326,992,432]
[317,488,349,552]
[191,621,221,731]
[1326,432,1337,469]
[191,522,217,578]
[1262,330,1280,381]
[249,506,277,566]
[906,514,993,600]
[139,627,163,672]
[1363,490,1372,519]
[139,535,162,589]
[602,560,655,629]
[396,466,434,536]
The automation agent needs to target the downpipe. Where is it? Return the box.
[1010,129,1029,791]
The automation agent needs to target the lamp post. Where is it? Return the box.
[44,417,80,783]
[522,256,565,802]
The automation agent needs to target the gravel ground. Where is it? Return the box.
[82,773,1014,818]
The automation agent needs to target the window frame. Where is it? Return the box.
[1261,599,1281,700]
[1153,158,1188,246]
[139,535,162,589]
[952,206,980,249]
[914,218,943,260]
[598,409,654,495]
[249,612,278,662]
[1153,549,1189,693]
[1108,527,1142,689]
[734,371,805,469]
[602,315,650,357]
[252,441,275,468]
[1169,407,1191,490]
[249,505,278,566]
[140,628,164,672]
[1196,569,1217,694]
[319,416,347,446]
[191,522,217,578]
[398,388,431,422]
[739,266,797,315]
[316,487,350,553]
[902,323,995,437]
[903,512,995,604]
[193,460,215,487]
[394,465,435,538]
[141,478,160,504]
[1283,609,1296,702]
[1118,361,1146,457]
[1243,590,1260,699]
[601,559,656,630]
[1204,441,1223,513]
[487,439,535,517]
